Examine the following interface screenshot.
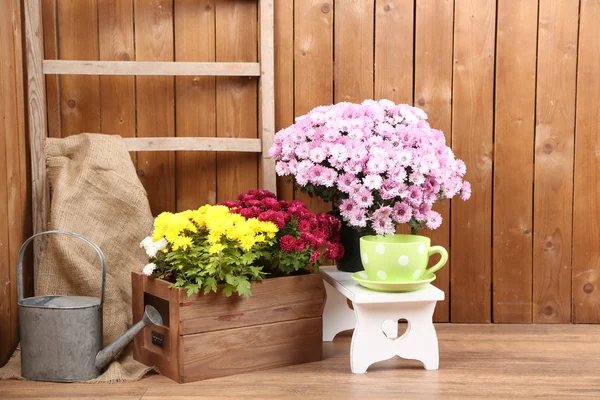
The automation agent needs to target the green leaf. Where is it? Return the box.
[203,276,218,294]
[222,283,235,297]
[236,279,252,298]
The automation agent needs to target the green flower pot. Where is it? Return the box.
[359,234,447,282]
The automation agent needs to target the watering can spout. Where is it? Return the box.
[95,305,163,371]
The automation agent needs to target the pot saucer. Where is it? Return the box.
[351,272,436,293]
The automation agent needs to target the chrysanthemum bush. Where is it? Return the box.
[269,99,471,235]
[140,191,343,297]
[222,189,344,274]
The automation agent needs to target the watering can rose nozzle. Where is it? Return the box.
[95,305,163,371]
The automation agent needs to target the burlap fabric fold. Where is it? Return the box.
[0,133,155,383]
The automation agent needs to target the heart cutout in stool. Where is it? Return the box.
[381,318,409,340]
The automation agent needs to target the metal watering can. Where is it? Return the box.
[17,231,163,382]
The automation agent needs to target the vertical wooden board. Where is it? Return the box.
[0,0,18,364]
[0,0,27,364]
[175,0,217,210]
[294,0,333,213]
[374,0,413,104]
[134,0,176,214]
[7,0,27,357]
[98,0,136,140]
[274,0,294,201]
[450,0,495,323]
[414,0,453,322]
[533,0,578,323]
[215,0,258,203]
[376,0,413,238]
[41,0,61,138]
[57,0,101,136]
[573,0,600,323]
[335,0,373,103]
[492,0,537,323]
[0,69,12,365]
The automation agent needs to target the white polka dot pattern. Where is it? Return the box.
[358,272,369,279]
[375,244,386,255]
[418,244,426,254]
[413,269,422,279]
[377,270,388,280]
[398,255,410,266]
[362,253,369,264]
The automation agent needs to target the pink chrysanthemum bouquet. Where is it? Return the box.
[268,99,471,235]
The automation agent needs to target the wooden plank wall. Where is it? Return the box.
[0,0,30,366]
[0,0,591,329]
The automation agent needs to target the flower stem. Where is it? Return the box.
[410,226,419,235]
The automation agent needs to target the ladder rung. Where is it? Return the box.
[121,137,263,152]
[43,60,261,76]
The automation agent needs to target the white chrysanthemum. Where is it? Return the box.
[142,263,156,276]
[140,236,153,250]
[145,245,159,258]
[154,238,168,251]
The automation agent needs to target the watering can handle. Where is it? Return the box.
[16,230,107,306]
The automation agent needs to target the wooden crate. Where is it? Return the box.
[131,272,325,383]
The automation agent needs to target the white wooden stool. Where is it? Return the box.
[321,265,444,373]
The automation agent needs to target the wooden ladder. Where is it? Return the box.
[23,0,276,248]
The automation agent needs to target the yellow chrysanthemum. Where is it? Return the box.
[226,223,253,241]
[172,235,193,251]
[255,234,266,243]
[209,243,226,254]
[260,221,278,234]
[207,230,223,244]
[152,212,173,241]
[239,235,256,251]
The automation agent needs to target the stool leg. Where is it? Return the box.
[394,301,439,370]
[323,281,356,341]
[350,303,396,373]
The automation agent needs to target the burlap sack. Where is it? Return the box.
[0,133,155,383]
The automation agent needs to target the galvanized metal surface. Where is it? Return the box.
[16,231,162,382]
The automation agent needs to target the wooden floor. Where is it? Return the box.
[1,324,599,399]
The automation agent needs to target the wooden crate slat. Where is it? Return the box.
[122,137,262,152]
[42,60,262,76]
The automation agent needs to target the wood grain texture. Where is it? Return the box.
[134,0,176,214]
[335,0,374,103]
[24,0,48,266]
[123,137,261,152]
[57,0,101,137]
[375,0,413,103]
[492,0,537,323]
[0,1,12,344]
[4,325,600,398]
[132,271,182,384]
[215,0,259,203]
[3,0,28,365]
[174,0,217,210]
[177,273,325,335]
[132,272,324,383]
[98,0,136,142]
[533,0,579,323]
[181,317,322,382]
[41,0,60,138]
[450,0,495,323]
[258,0,277,194]
[293,0,333,213]
[43,60,261,76]
[414,0,453,322]
[573,0,600,323]
[274,0,294,201]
